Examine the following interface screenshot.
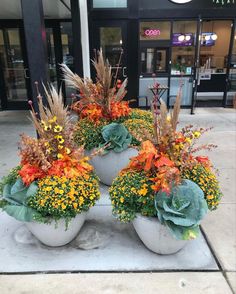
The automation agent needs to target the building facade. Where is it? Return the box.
[0,0,236,113]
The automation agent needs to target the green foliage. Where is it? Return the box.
[1,177,40,222]
[0,166,21,195]
[155,179,208,240]
[101,123,132,153]
[109,171,156,222]
[74,118,106,150]
[73,109,154,151]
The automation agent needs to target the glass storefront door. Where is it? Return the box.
[195,20,233,107]
[227,26,236,106]
[45,21,74,103]
[170,20,198,108]
[0,27,30,110]
[92,21,128,86]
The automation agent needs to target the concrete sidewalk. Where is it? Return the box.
[0,108,235,294]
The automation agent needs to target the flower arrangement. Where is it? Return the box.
[61,51,153,153]
[110,85,222,241]
[0,85,100,225]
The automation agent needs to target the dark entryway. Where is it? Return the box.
[0,25,31,110]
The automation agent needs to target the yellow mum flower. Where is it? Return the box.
[185,138,192,144]
[56,136,65,144]
[44,125,52,131]
[120,197,125,203]
[54,125,63,133]
[58,145,64,150]
[65,147,71,154]
[57,153,64,159]
[194,131,201,138]
[138,187,148,196]
[48,116,57,124]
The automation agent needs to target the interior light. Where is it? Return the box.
[178,35,185,42]
[185,35,191,41]
[211,33,218,41]
[119,39,123,45]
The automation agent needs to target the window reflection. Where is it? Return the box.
[171,21,197,76]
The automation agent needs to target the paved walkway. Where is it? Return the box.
[0,108,235,294]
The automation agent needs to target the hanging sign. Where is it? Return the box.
[169,0,193,3]
[212,0,235,5]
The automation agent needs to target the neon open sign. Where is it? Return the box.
[144,29,161,36]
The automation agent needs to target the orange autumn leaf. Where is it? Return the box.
[154,155,175,168]
[110,101,131,120]
[80,104,103,122]
[127,140,158,172]
[19,163,46,186]
[48,155,93,178]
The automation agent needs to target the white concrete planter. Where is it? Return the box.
[132,214,188,255]
[89,148,138,186]
[26,213,86,247]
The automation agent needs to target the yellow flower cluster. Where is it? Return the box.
[27,174,100,218]
[123,118,154,145]
[130,109,153,123]
[182,164,222,210]
[109,171,155,222]
[40,116,72,159]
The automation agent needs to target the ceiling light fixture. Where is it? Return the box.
[185,35,191,41]
[178,35,185,42]
[211,33,218,41]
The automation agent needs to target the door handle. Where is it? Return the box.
[24,68,30,79]
[123,67,127,78]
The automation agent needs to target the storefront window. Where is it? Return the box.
[200,20,232,71]
[141,48,168,75]
[171,21,197,76]
[100,27,123,67]
[140,22,171,41]
[227,28,236,105]
[93,0,127,8]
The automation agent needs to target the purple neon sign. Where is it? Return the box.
[144,29,161,37]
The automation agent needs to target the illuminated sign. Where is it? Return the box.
[144,29,161,36]
[213,0,235,4]
[169,0,193,3]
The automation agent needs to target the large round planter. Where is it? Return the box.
[89,148,138,186]
[132,214,188,255]
[25,213,86,247]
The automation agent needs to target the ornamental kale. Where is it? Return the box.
[1,177,39,222]
[155,179,208,241]
[100,123,132,153]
